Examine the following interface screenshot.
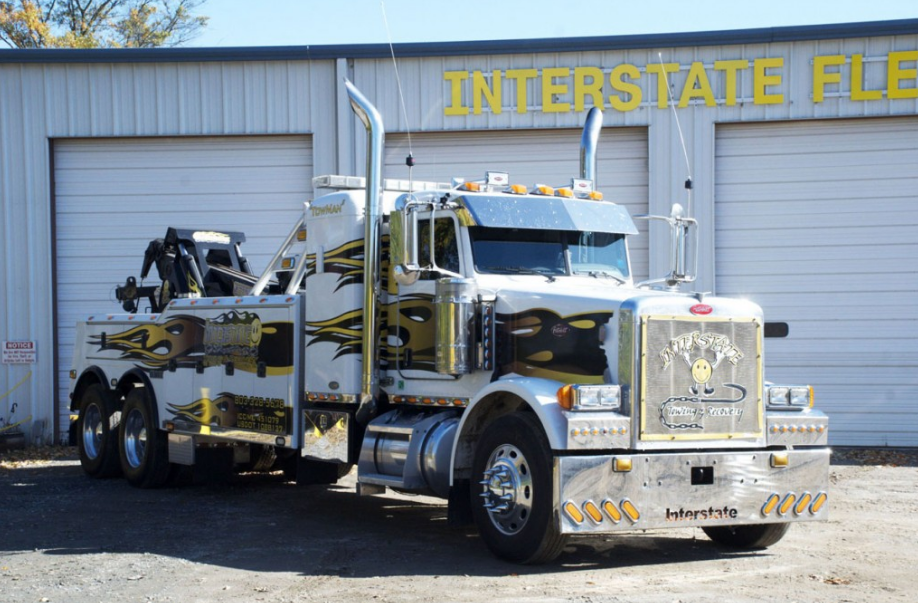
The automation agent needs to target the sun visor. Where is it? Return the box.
[457,195,638,235]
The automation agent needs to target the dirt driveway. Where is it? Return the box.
[0,447,915,603]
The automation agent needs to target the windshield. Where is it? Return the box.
[469,227,630,279]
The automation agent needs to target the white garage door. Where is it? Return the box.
[54,135,313,434]
[715,118,918,446]
[384,128,650,280]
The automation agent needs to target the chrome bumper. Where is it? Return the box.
[555,448,830,534]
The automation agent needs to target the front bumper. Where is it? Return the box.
[555,448,830,534]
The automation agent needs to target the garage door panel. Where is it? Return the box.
[715,117,918,446]
[384,128,649,281]
[54,135,313,435]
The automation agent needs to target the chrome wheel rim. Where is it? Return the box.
[81,402,103,460]
[123,407,147,469]
[479,444,533,535]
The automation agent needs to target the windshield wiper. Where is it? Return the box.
[482,266,559,281]
[573,269,627,285]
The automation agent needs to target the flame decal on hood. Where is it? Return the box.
[496,308,614,383]
[91,315,205,368]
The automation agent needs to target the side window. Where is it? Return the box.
[418,216,460,279]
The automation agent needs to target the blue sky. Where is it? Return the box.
[189,0,918,47]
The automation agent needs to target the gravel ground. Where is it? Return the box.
[1,446,916,603]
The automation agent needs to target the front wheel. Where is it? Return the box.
[119,387,172,488]
[703,523,790,549]
[77,384,122,478]
[471,412,566,564]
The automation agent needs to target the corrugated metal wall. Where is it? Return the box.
[0,60,336,443]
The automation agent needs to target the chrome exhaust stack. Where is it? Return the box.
[579,107,603,183]
[345,80,385,420]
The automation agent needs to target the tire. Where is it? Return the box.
[119,387,172,489]
[470,412,566,564]
[703,523,791,549]
[77,384,122,478]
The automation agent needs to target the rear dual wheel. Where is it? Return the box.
[119,387,172,488]
[77,384,122,478]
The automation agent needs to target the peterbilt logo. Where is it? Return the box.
[690,304,712,315]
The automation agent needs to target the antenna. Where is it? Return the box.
[380,0,414,188]
[657,53,694,217]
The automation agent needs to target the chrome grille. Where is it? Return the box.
[639,316,762,441]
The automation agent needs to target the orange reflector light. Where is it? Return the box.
[462,182,481,192]
[281,257,295,269]
[564,501,585,524]
[296,229,307,242]
[762,493,780,516]
[583,501,603,524]
[779,493,797,516]
[555,187,574,198]
[602,500,622,523]
[437,398,448,405]
[621,499,640,523]
[69,370,77,380]
[771,452,789,468]
[795,492,813,515]
[164,421,175,432]
[588,191,604,201]
[557,384,574,410]
[533,185,555,195]
[509,184,528,195]
[810,492,828,514]
[613,457,632,472]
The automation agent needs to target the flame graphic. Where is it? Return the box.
[92,315,205,368]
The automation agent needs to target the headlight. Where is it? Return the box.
[767,385,813,408]
[558,384,622,411]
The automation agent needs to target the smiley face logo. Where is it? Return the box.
[690,357,715,396]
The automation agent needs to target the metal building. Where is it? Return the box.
[1,19,916,447]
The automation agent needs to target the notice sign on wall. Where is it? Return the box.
[2,341,36,364]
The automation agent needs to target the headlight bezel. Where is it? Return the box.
[558,384,622,412]
[767,385,814,409]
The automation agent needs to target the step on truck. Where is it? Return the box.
[70,81,830,564]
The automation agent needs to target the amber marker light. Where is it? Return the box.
[555,187,574,198]
[509,184,528,195]
[462,182,481,192]
[557,384,574,410]
[762,493,781,516]
[296,229,307,242]
[779,493,797,516]
[613,457,633,472]
[588,191,604,201]
[533,184,555,196]
[810,492,828,514]
[621,499,640,523]
[602,500,622,523]
[583,501,603,524]
[563,501,585,524]
[771,452,789,468]
[795,492,813,515]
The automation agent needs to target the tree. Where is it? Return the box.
[0,0,209,49]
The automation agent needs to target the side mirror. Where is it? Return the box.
[635,203,698,289]
[391,207,420,286]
